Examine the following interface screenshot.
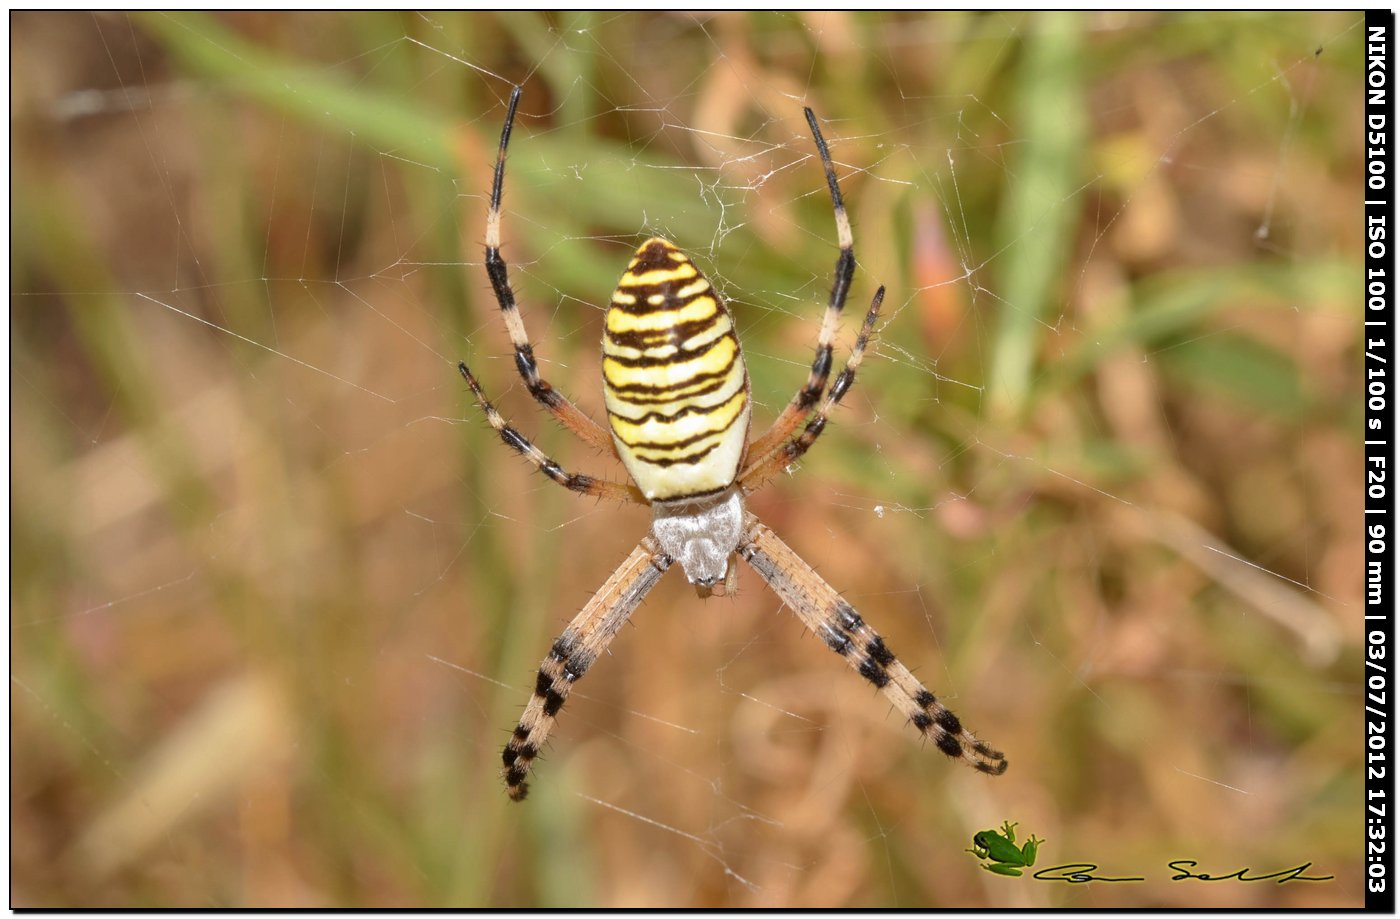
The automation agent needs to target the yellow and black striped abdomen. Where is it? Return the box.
[602,238,751,502]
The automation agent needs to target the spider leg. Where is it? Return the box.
[737,514,1006,775]
[485,85,618,456]
[502,538,672,800]
[460,362,645,504]
[739,286,884,493]
[747,107,858,462]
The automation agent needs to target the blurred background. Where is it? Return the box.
[11,11,1365,908]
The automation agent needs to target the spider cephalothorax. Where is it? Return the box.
[459,86,1007,801]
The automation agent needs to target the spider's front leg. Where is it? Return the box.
[501,539,672,800]
[737,515,1007,775]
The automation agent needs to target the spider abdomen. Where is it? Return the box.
[602,238,751,502]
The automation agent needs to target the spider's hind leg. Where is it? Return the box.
[459,362,644,504]
[740,286,884,493]
[482,85,618,456]
[746,107,859,461]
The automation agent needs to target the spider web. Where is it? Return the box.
[10,11,1367,909]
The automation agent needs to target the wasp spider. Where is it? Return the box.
[459,87,1008,801]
